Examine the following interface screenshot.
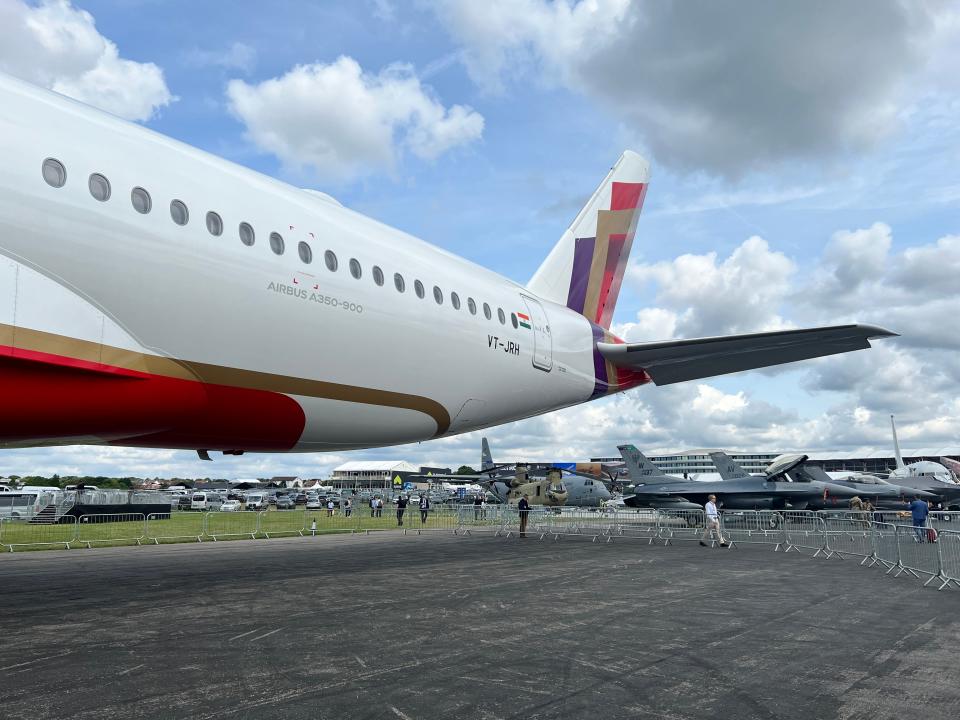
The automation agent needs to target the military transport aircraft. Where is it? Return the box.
[711,451,932,509]
[619,445,860,510]
[0,72,895,455]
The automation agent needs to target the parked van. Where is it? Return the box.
[245,493,268,511]
[190,492,223,512]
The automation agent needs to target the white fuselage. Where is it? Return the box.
[0,73,631,452]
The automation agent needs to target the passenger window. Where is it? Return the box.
[394,273,405,292]
[170,199,189,226]
[483,302,492,320]
[511,312,518,329]
[42,158,66,188]
[269,231,284,255]
[206,211,223,236]
[298,241,313,264]
[372,265,384,286]
[88,173,111,202]
[468,298,477,315]
[239,222,255,246]
[451,292,461,310]
[131,187,151,214]
[349,258,362,279]
[498,308,506,325]
[414,280,425,299]
[324,250,338,272]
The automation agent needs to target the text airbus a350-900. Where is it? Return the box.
[0,72,895,456]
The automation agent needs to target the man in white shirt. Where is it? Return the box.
[700,494,728,547]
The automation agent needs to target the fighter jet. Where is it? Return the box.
[712,451,933,509]
[619,445,860,510]
[782,462,935,509]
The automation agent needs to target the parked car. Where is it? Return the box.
[293,492,308,505]
[176,496,193,511]
[275,496,295,510]
[306,497,322,509]
[220,500,241,512]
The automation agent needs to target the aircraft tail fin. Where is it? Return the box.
[481,437,494,471]
[527,151,650,330]
[709,451,753,480]
[890,415,905,470]
[617,444,681,483]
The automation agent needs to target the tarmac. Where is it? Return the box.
[0,530,958,720]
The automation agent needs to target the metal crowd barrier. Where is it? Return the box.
[147,512,205,544]
[781,511,826,556]
[720,511,784,550]
[77,513,146,548]
[0,515,78,551]
[205,511,258,541]
[657,509,707,545]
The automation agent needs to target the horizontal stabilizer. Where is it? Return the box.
[598,324,897,386]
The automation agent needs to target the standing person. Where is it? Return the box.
[370,496,376,517]
[344,497,352,518]
[700,494,728,547]
[375,497,383,518]
[473,492,483,521]
[326,498,335,517]
[419,494,430,524]
[909,495,930,542]
[518,494,531,538]
[396,494,408,526]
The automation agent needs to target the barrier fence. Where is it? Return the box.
[2,507,958,591]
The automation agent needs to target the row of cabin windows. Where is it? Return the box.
[40,157,521,330]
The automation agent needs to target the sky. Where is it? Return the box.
[0,0,958,479]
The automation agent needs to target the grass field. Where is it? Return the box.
[0,507,504,552]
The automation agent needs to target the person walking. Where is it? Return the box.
[909,495,930,542]
[396,494,408,526]
[700,494,728,547]
[419,494,430,524]
[518,494,531,538]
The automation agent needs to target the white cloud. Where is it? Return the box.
[0,0,173,121]
[628,235,796,337]
[182,42,256,73]
[429,0,952,176]
[226,56,484,182]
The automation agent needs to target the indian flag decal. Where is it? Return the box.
[517,312,531,329]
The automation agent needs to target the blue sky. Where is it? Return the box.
[1,0,958,479]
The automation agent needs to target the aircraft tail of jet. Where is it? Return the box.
[527,151,650,330]
[617,444,682,483]
[890,415,906,470]
[481,437,494,471]
[709,451,753,480]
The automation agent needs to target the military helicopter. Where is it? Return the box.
[490,465,569,507]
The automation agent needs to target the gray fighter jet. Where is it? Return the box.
[620,445,860,510]
[711,451,933,509]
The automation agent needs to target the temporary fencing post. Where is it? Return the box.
[258,509,306,538]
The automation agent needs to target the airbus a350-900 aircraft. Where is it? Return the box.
[0,73,896,455]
